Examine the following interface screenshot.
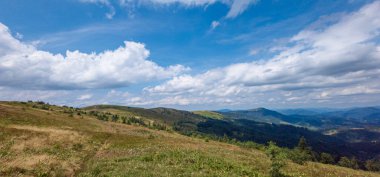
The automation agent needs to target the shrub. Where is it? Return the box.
[265,141,286,177]
[72,143,83,151]
[338,156,359,169]
[289,137,314,164]
[111,115,119,122]
[151,122,167,130]
[289,148,312,165]
[320,152,335,164]
[36,101,45,105]
[365,159,380,171]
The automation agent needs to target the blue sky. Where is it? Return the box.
[0,0,379,110]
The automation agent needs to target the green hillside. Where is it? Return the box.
[84,104,365,160]
[1,101,379,177]
[193,111,224,119]
[84,105,206,126]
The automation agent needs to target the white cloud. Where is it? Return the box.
[123,94,237,107]
[225,0,258,19]
[146,0,217,6]
[145,0,257,18]
[0,88,70,103]
[320,85,380,98]
[146,1,380,104]
[80,0,116,19]
[210,20,220,30]
[80,0,257,19]
[0,23,189,90]
[78,94,93,100]
[15,32,23,39]
[248,48,259,56]
[106,89,130,98]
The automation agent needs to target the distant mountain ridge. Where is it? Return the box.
[217,107,292,125]
[85,104,380,160]
[217,106,380,129]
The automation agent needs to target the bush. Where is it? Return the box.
[41,105,50,110]
[238,141,264,150]
[265,141,286,177]
[72,143,83,151]
[365,159,380,171]
[320,152,335,164]
[36,101,45,105]
[111,115,119,122]
[338,156,359,169]
[150,122,167,130]
[289,148,312,165]
[289,136,314,164]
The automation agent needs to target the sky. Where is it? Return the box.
[0,0,379,110]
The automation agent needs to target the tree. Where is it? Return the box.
[222,134,229,142]
[297,136,308,151]
[365,159,380,171]
[338,156,359,169]
[338,157,351,168]
[350,157,360,169]
[290,136,314,164]
[265,141,285,177]
[121,116,127,124]
[320,152,335,164]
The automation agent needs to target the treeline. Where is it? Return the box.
[26,101,169,131]
[87,110,168,131]
[25,100,53,111]
[267,137,380,174]
[174,118,380,170]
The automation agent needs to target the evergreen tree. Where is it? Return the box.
[265,141,285,177]
[320,152,335,164]
[290,136,314,164]
[297,136,308,151]
[222,134,229,142]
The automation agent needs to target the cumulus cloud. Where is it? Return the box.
[0,88,70,103]
[123,94,236,107]
[0,23,188,90]
[146,1,380,101]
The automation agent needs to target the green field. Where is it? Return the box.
[193,111,224,119]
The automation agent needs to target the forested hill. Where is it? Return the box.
[86,104,380,161]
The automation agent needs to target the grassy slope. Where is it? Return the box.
[193,111,224,120]
[0,102,379,177]
[84,105,206,126]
